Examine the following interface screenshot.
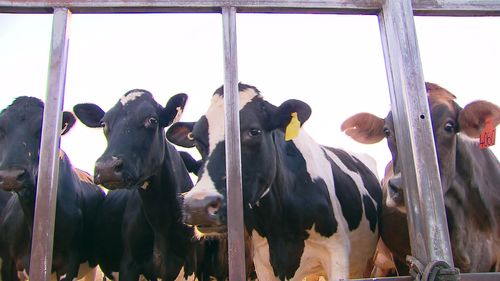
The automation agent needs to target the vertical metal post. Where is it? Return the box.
[378,0,454,268]
[29,8,71,281]
[222,5,246,281]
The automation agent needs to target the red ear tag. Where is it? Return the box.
[479,118,496,149]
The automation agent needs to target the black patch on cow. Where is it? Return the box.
[325,148,381,232]
[323,149,363,231]
[327,147,383,206]
[362,195,378,232]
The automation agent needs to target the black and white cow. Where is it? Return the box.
[73,90,227,281]
[166,83,383,280]
[342,82,500,273]
[0,97,105,280]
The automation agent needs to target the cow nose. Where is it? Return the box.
[388,176,403,197]
[94,157,124,186]
[183,195,223,226]
[0,169,27,191]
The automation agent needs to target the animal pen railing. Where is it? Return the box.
[0,1,499,280]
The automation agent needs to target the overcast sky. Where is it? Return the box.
[0,13,499,178]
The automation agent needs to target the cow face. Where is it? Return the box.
[167,83,311,237]
[73,90,187,190]
[341,83,500,211]
[0,97,76,193]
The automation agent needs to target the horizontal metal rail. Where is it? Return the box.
[0,0,500,15]
[352,272,500,281]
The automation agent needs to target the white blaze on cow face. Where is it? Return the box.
[184,87,260,201]
[120,90,144,106]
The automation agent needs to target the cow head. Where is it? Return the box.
[341,83,500,211]
[73,89,187,190]
[167,83,311,237]
[0,97,76,193]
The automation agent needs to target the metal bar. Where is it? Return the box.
[29,7,71,281]
[222,5,246,281]
[378,0,454,268]
[350,272,500,281]
[1,0,500,15]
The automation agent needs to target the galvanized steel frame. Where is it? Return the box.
[1,1,499,280]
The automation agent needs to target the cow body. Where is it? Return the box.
[342,82,500,273]
[94,188,157,280]
[0,189,15,279]
[74,90,227,281]
[0,97,105,280]
[167,83,382,280]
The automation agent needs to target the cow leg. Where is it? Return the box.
[323,245,349,281]
[58,254,82,281]
[1,257,21,281]
[119,258,141,281]
[252,252,281,281]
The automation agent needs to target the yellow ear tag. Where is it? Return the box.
[285,112,301,141]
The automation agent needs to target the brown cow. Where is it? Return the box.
[342,82,500,274]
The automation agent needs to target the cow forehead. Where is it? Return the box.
[204,88,260,152]
[108,92,159,121]
[119,90,152,106]
[1,98,43,119]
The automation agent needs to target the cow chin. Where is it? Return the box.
[100,181,134,190]
[386,194,407,214]
[194,225,228,239]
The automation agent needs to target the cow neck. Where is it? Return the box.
[16,156,72,233]
[445,136,500,271]
[250,130,313,234]
[450,136,500,230]
[137,142,191,233]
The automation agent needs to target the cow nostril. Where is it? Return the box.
[16,170,26,181]
[113,162,123,173]
[207,198,221,216]
[388,178,402,196]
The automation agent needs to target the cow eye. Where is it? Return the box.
[145,117,158,128]
[100,121,109,133]
[248,128,262,137]
[444,121,455,133]
[383,127,391,137]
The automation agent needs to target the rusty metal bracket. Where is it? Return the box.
[407,256,460,281]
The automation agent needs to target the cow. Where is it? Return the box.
[0,96,105,281]
[73,89,228,281]
[341,82,500,273]
[166,83,383,280]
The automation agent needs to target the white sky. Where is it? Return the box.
[0,13,499,179]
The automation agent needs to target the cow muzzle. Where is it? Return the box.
[94,157,125,189]
[183,194,227,235]
[0,168,29,192]
[386,173,405,210]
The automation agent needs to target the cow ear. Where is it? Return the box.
[73,103,105,128]
[161,93,188,127]
[179,151,202,175]
[341,113,385,144]
[61,111,76,135]
[166,122,196,148]
[269,99,312,131]
[458,100,500,138]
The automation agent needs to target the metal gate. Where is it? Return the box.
[0,1,499,280]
